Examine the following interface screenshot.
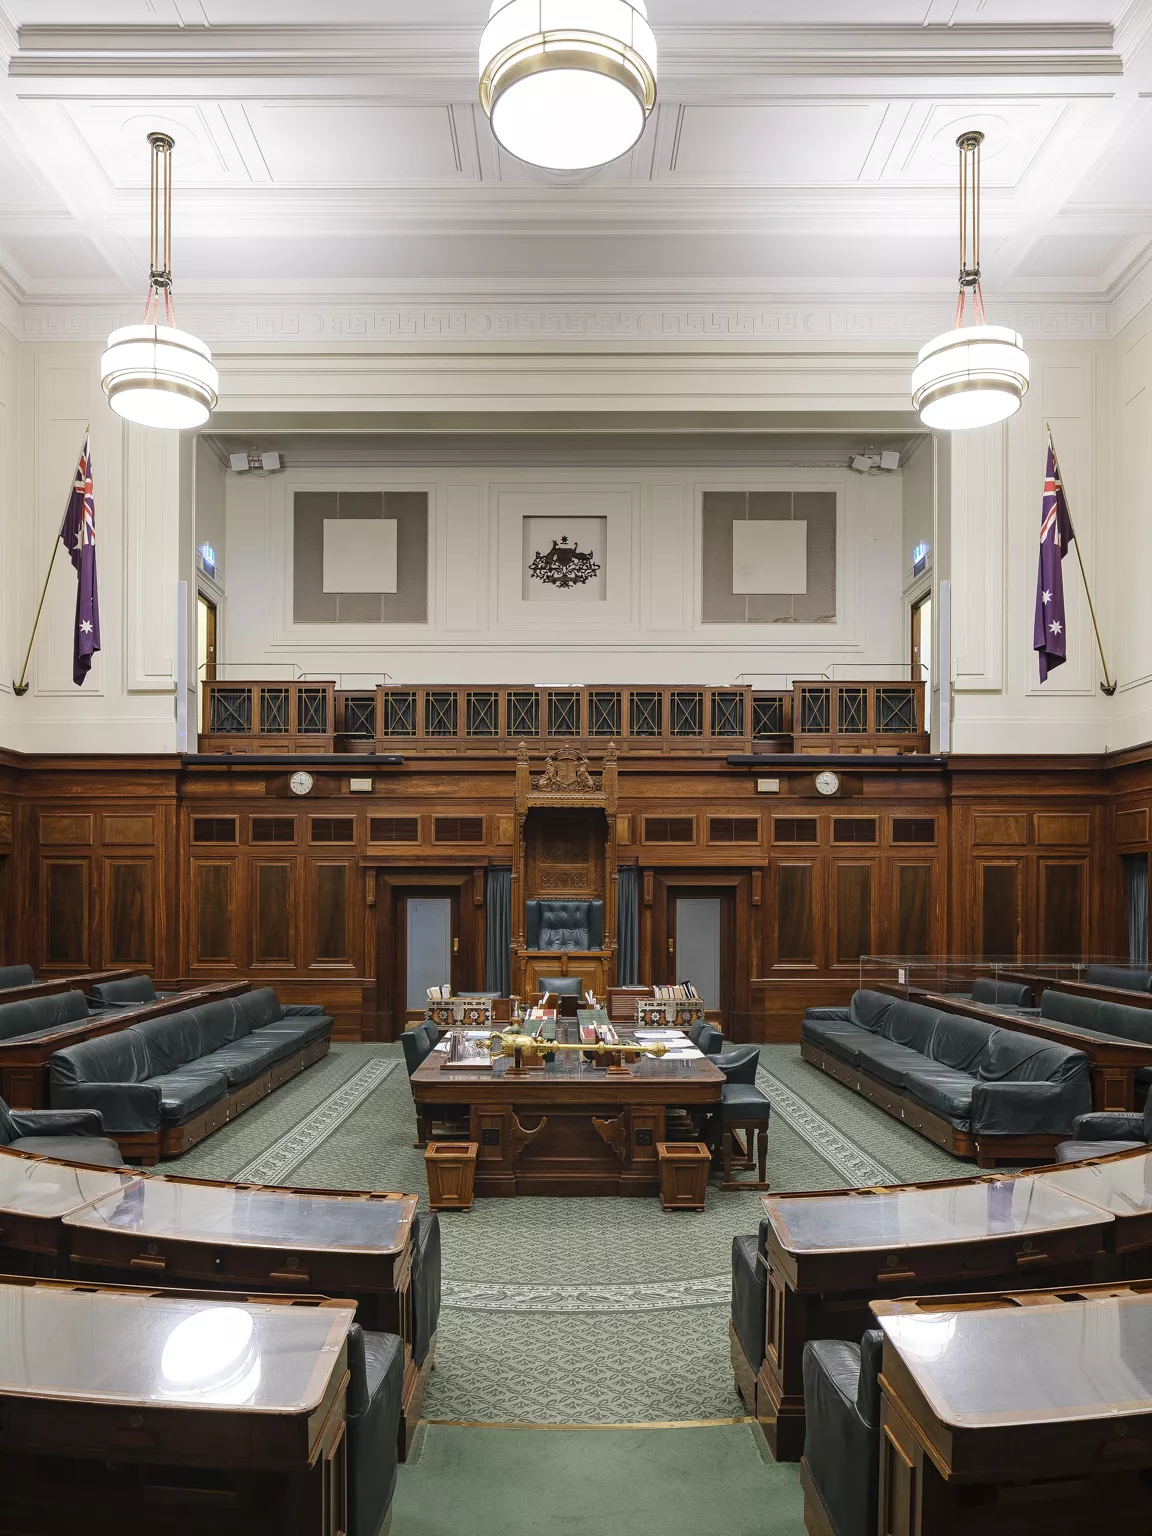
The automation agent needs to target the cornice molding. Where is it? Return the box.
[13,296,1112,349]
[1110,246,1152,336]
[7,21,1122,81]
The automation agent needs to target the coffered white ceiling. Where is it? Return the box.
[1,1,1152,322]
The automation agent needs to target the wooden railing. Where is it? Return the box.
[197,680,927,757]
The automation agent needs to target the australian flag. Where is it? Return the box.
[1034,442,1073,683]
[60,432,100,686]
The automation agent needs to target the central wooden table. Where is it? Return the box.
[411,1022,724,1196]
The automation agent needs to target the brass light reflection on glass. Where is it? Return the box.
[100,132,219,430]
[912,132,1029,431]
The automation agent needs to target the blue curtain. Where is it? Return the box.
[486,867,512,996]
[617,865,639,985]
[1126,853,1149,968]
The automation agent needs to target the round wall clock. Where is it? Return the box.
[289,770,314,797]
[815,770,841,797]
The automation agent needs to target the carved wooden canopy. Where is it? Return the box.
[515,741,619,815]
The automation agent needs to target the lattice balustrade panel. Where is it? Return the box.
[711,692,745,738]
[208,688,252,736]
[837,687,868,735]
[341,694,377,739]
[425,691,459,738]
[669,691,703,737]
[798,687,831,736]
[877,688,916,734]
[547,691,580,737]
[752,695,784,738]
[508,690,540,738]
[466,691,500,737]
[260,688,290,735]
[383,691,417,737]
[589,691,621,737]
[297,689,329,735]
[630,691,662,738]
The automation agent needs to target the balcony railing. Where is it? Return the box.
[198,680,927,757]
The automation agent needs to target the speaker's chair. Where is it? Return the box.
[525,900,604,952]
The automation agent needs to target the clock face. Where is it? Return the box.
[815,770,841,797]
[289,771,314,797]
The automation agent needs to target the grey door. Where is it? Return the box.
[406,898,453,1011]
[675,897,721,1010]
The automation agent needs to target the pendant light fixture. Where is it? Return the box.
[479,0,658,172]
[911,131,1029,431]
[100,132,218,431]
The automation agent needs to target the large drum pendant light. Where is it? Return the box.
[912,132,1029,431]
[479,0,658,172]
[100,132,218,431]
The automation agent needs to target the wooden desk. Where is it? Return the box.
[0,968,136,1004]
[0,1147,139,1274]
[61,1175,425,1452]
[873,1288,1152,1532]
[411,1023,724,1196]
[752,1172,1113,1461]
[900,986,1152,1112]
[1035,1146,1152,1271]
[0,1278,354,1536]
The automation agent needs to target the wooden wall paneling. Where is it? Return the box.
[1039,858,1089,961]
[253,858,297,967]
[103,858,154,967]
[309,860,354,967]
[892,861,934,959]
[775,862,817,966]
[975,858,1024,962]
[832,860,874,967]
[191,857,242,971]
[40,858,90,968]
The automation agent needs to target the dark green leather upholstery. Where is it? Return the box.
[88,975,165,1007]
[1056,1098,1152,1162]
[0,964,35,991]
[801,989,1091,1137]
[730,1218,769,1372]
[525,900,604,951]
[802,1331,883,1536]
[346,1325,404,1536]
[0,990,89,1044]
[537,976,583,997]
[1085,964,1152,992]
[0,1096,124,1167]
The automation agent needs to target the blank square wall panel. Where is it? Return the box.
[732,520,808,595]
[323,519,397,594]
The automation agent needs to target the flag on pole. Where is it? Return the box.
[1034,440,1073,683]
[60,431,100,686]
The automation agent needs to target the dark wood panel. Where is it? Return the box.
[42,859,88,966]
[194,861,234,965]
[776,863,815,964]
[978,861,1022,962]
[1040,859,1087,961]
[105,859,152,966]
[834,862,873,966]
[895,862,932,959]
[255,860,294,964]
[314,862,350,962]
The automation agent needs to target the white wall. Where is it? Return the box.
[221,461,904,687]
[1,339,181,754]
[0,325,17,749]
[1108,295,1152,752]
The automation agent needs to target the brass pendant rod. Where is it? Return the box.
[1046,421,1116,697]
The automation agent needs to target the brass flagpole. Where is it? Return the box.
[11,423,90,698]
[1046,421,1116,698]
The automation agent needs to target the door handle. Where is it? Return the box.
[668,939,674,955]
[453,938,459,953]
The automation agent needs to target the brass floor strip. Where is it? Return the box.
[419,1416,754,1431]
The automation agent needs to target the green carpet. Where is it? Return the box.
[393,1423,800,1536]
[161,1037,990,1427]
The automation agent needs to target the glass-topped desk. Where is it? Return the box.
[751,1173,1114,1462]
[63,1178,419,1334]
[0,1146,140,1261]
[1037,1147,1152,1257]
[0,1280,354,1535]
[873,1288,1152,1526]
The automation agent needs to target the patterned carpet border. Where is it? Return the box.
[755,1063,896,1186]
[443,1276,730,1313]
[232,1059,397,1185]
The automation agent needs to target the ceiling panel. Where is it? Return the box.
[1069,102,1152,204]
[58,103,250,187]
[0,234,113,280]
[244,103,467,184]
[884,100,1070,188]
[1014,229,1140,281]
[666,104,888,182]
[8,2,1130,21]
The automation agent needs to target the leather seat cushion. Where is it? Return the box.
[88,976,157,1007]
[152,1069,229,1125]
[232,987,284,1033]
[969,978,1035,1008]
[731,1233,765,1371]
[254,1016,332,1049]
[902,1065,977,1125]
[1086,964,1152,993]
[802,1336,880,1536]
[801,1017,873,1064]
[846,991,895,1032]
[348,1329,405,1536]
[8,1134,126,1168]
[924,1011,996,1071]
[184,1034,296,1087]
[0,990,89,1044]
[879,1001,940,1053]
[1057,1139,1144,1163]
[0,964,35,990]
[721,1083,772,1121]
[851,1036,929,1090]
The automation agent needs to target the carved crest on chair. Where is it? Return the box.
[515,741,618,814]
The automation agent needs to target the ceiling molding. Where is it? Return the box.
[1111,244,1152,334]
[6,22,1124,82]
[12,295,1112,349]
